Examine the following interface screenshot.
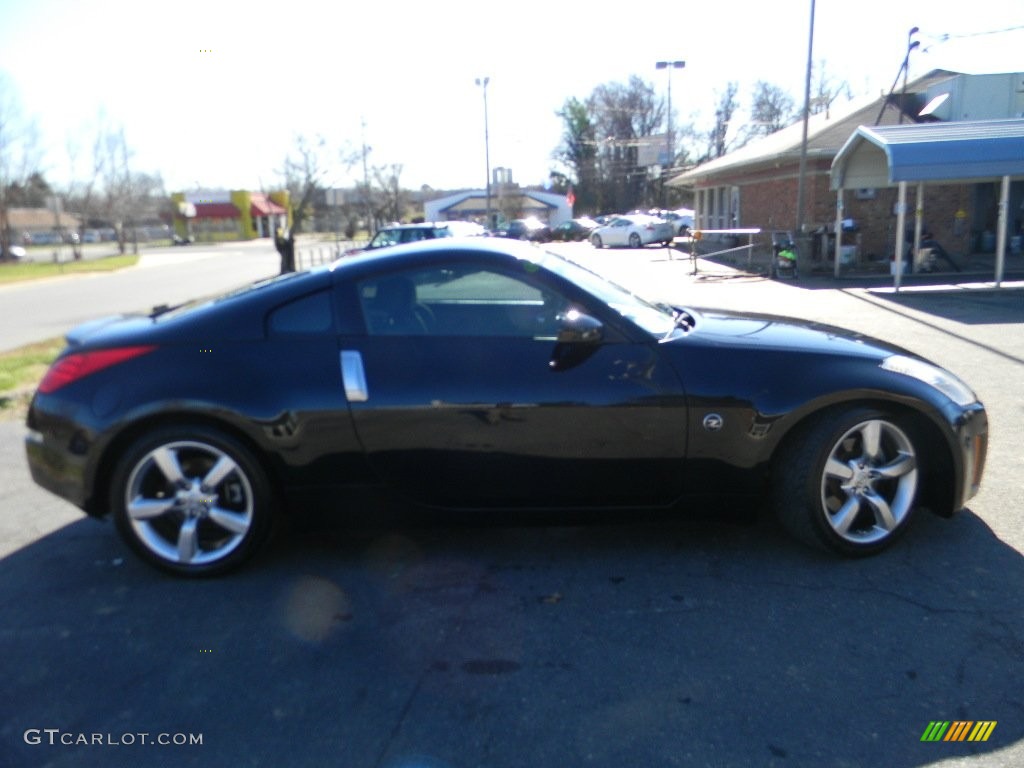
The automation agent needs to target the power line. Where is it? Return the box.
[928,24,1024,43]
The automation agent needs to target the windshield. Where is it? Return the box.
[535,249,681,337]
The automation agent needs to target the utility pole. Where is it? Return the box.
[655,60,685,207]
[795,0,815,247]
[875,27,919,126]
[361,118,372,235]
[475,77,491,229]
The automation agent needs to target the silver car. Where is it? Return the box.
[590,214,674,249]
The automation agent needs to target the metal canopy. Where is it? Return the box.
[830,118,1024,291]
[831,118,1024,190]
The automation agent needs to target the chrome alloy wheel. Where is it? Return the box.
[819,419,918,545]
[124,440,255,566]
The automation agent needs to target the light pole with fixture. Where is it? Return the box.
[475,77,492,229]
[655,60,685,205]
[875,26,919,126]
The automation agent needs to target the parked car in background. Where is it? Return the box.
[590,214,674,249]
[23,231,63,246]
[658,208,694,236]
[502,217,552,242]
[24,238,988,575]
[1,244,28,261]
[350,221,486,255]
[550,217,599,242]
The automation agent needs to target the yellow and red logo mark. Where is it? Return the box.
[921,721,997,742]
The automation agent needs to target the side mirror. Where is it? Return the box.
[556,310,603,344]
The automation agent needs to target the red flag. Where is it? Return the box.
[566,185,576,208]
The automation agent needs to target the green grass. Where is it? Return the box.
[0,254,139,285]
[0,337,65,417]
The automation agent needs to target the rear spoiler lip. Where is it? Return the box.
[64,314,142,347]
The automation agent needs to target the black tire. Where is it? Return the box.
[773,407,921,557]
[591,234,603,249]
[628,232,642,249]
[111,424,275,576]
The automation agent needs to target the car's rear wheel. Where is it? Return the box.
[111,425,274,576]
[774,408,920,556]
[591,234,603,249]
[629,233,642,249]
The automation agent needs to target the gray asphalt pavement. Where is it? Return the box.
[1,243,1023,767]
[0,240,280,353]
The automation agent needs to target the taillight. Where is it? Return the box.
[38,345,157,394]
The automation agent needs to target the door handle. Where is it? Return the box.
[340,350,369,402]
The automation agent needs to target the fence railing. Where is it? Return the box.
[294,240,367,271]
[674,228,766,275]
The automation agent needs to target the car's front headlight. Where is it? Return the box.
[880,355,978,406]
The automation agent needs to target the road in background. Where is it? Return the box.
[0,240,279,352]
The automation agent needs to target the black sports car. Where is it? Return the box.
[26,239,988,575]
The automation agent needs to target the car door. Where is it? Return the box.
[607,218,634,246]
[337,258,688,509]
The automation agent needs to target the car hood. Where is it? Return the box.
[682,308,912,361]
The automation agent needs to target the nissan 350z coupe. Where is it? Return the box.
[25,239,988,576]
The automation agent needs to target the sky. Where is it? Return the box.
[0,0,1022,196]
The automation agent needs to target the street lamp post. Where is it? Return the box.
[795,0,815,243]
[475,77,492,229]
[655,60,685,206]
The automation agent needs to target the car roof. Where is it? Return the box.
[376,222,444,231]
[377,221,463,231]
[333,236,547,275]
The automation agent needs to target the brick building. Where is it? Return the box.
[668,70,1024,269]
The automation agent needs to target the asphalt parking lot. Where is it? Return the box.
[1,244,1022,768]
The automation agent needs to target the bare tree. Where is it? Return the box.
[281,134,360,234]
[88,125,165,254]
[702,82,740,161]
[0,74,43,259]
[588,75,664,211]
[746,81,797,139]
[65,116,112,255]
[810,59,853,116]
[371,163,407,224]
[98,127,132,253]
[280,134,329,233]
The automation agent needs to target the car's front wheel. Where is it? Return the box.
[628,233,642,248]
[774,408,921,556]
[591,234,603,249]
[111,425,274,576]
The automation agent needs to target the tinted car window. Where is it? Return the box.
[368,229,402,248]
[357,265,569,338]
[268,290,333,335]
